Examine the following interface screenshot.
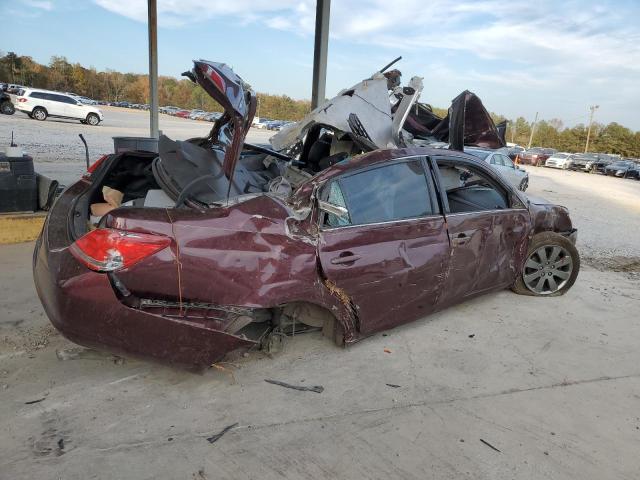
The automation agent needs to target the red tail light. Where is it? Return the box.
[70,228,170,272]
[86,154,109,174]
[18,98,27,102]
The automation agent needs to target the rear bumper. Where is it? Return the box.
[33,207,256,367]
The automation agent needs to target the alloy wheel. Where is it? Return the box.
[522,245,573,294]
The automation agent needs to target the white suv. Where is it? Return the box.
[15,89,104,125]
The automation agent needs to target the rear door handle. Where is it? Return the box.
[330,254,362,265]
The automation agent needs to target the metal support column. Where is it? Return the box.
[311,0,330,109]
[148,0,159,138]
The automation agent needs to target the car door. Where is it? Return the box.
[43,93,65,117]
[60,94,82,118]
[317,157,450,334]
[432,156,531,308]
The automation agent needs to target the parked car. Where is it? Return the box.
[14,88,103,125]
[604,160,640,179]
[76,96,98,105]
[6,84,24,94]
[569,153,617,174]
[0,91,15,115]
[503,144,525,160]
[174,109,191,118]
[517,147,557,166]
[465,147,529,191]
[203,112,222,122]
[33,60,580,368]
[544,153,575,169]
[254,118,272,128]
[189,109,207,120]
[160,106,179,114]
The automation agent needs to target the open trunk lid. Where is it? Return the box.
[183,60,257,179]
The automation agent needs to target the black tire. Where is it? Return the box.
[512,231,580,297]
[0,100,14,115]
[32,107,47,121]
[86,113,100,126]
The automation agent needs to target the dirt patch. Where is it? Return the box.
[583,256,640,273]
[1,325,59,354]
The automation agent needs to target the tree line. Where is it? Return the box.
[0,52,311,122]
[2,52,639,157]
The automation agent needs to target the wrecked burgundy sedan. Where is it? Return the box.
[33,60,580,368]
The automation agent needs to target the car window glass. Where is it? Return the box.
[492,155,505,166]
[501,155,515,168]
[323,160,433,227]
[29,92,42,99]
[325,182,351,228]
[437,160,509,213]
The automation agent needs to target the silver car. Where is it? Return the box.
[465,147,529,191]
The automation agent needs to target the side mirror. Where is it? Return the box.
[318,200,349,221]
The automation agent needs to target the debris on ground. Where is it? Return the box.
[55,347,122,363]
[210,363,237,384]
[479,438,501,452]
[24,397,46,405]
[264,379,324,393]
[206,423,239,444]
[468,334,475,338]
[386,383,401,388]
[384,348,392,354]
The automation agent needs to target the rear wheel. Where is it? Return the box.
[512,232,579,296]
[32,107,47,121]
[86,113,100,126]
[0,100,14,115]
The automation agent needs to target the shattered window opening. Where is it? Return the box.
[436,161,509,214]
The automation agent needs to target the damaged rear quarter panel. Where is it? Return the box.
[106,195,349,330]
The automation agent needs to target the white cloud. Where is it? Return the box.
[21,0,53,10]
[91,0,640,127]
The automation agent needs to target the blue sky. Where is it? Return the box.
[2,0,640,130]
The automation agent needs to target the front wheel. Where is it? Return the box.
[512,232,580,296]
[86,113,100,126]
[0,100,14,115]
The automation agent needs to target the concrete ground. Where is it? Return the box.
[1,110,640,479]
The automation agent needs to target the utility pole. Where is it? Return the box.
[585,104,599,153]
[527,111,538,149]
[148,0,159,139]
[311,0,330,109]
